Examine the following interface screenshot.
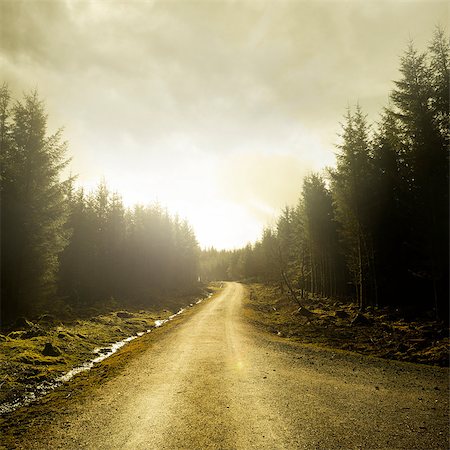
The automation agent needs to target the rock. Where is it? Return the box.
[116,311,134,319]
[335,310,349,319]
[42,342,61,357]
[14,317,34,330]
[351,313,372,326]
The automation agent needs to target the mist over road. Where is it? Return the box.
[32,282,448,449]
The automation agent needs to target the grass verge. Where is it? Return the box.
[0,283,224,449]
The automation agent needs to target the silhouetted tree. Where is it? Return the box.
[1,87,71,321]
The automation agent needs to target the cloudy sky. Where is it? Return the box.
[1,0,447,249]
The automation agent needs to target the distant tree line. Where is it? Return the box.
[201,29,449,319]
[0,86,199,323]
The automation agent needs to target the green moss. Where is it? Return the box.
[16,351,65,366]
[0,285,226,447]
[0,288,216,412]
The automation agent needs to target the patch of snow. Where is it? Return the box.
[0,290,214,415]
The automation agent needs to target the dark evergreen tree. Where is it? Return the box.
[301,174,346,298]
[330,106,377,308]
[1,88,71,321]
[391,39,449,315]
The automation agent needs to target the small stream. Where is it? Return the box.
[0,293,212,415]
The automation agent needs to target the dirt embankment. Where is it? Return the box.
[243,283,449,367]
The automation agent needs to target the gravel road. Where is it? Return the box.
[32,282,448,449]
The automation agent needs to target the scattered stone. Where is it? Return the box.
[42,343,61,357]
[116,311,134,319]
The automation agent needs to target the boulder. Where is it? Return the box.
[42,342,61,357]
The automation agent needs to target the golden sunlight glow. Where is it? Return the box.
[4,0,445,249]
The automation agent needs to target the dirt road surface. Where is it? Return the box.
[28,282,448,449]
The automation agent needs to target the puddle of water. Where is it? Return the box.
[0,291,214,415]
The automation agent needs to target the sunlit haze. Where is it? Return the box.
[1,0,447,249]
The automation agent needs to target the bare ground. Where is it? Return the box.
[244,283,449,367]
[1,282,448,449]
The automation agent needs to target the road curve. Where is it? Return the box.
[32,282,448,449]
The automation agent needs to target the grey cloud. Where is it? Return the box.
[1,0,447,247]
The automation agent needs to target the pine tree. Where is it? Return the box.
[428,27,449,145]
[391,40,449,315]
[330,106,377,308]
[1,89,71,321]
[302,173,345,298]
